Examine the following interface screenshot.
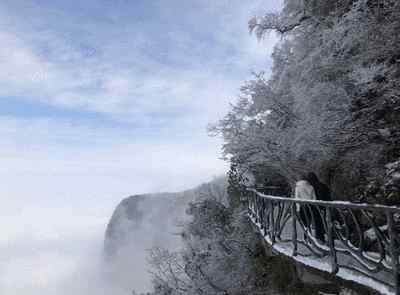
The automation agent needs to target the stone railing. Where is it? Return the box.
[246,188,400,295]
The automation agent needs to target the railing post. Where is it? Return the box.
[254,192,259,223]
[270,200,276,244]
[387,211,400,295]
[248,191,252,216]
[291,203,298,256]
[257,193,261,223]
[262,200,268,236]
[260,198,265,231]
[326,207,338,274]
[258,194,262,224]
[252,191,256,217]
[249,191,253,217]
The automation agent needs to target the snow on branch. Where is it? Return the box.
[249,12,311,38]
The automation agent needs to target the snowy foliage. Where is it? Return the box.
[145,200,270,295]
[214,0,400,201]
[382,159,400,204]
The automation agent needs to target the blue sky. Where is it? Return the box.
[0,1,281,293]
[0,0,280,192]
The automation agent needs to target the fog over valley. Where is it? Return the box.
[0,0,280,294]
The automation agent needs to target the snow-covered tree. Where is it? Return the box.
[146,200,265,295]
[214,0,400,202]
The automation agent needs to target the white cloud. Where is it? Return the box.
[0,0,279,124]
[0,0,282,293]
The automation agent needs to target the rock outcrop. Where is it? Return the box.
[102,177,227,293]
[104,192,195,259]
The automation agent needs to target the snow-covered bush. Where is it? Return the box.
[382,160,400,204]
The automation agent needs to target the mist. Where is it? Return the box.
[2,190,188,295]
[0,142,226,295]
[0,0,280,293]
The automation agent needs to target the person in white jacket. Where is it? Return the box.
[295,176,325,243]
[295,180,316,201]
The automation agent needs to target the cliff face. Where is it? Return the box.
[104,191,196,259]
[102,177,227,293]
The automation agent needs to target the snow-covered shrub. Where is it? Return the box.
[382,160,400,204]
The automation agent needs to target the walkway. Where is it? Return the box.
[246,189,400,295]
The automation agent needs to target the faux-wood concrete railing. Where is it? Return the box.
[246,188,400,295]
